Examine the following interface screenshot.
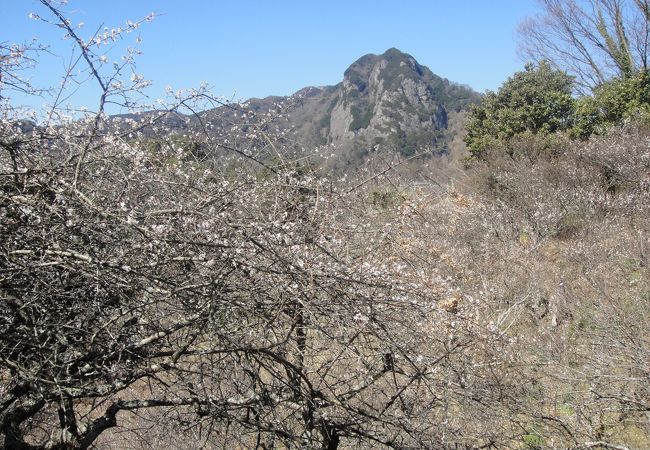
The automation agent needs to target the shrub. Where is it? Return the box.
[464,61,574,157]
[571,70,650,138]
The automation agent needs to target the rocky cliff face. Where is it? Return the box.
[202,48,479,166]
[326,48,460,156]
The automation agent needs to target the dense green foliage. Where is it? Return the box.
[464,61,574,157]
[572,70,650,138]
[348,103,374,131]
[465,60,650,157]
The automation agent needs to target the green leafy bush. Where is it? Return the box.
[571,71,650,138]
[464,61,574,158]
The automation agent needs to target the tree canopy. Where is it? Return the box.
[572,69,650,137]
[464,61,574,157]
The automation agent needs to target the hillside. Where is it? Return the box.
[199,48,479,169]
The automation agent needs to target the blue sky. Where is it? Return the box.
[3,0,539,112]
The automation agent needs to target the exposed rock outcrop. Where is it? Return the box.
[200,48,480,167]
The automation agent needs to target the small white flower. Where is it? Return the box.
[353,313,369,326]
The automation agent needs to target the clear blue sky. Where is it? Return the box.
[3,0,540,112]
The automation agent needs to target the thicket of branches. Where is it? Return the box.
[1,116,520,448]
[460,129,650,449]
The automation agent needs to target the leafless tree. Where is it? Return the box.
[519,0,650,92]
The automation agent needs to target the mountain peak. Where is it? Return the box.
[344,48,431,91]
[347,48,412,67]
[320,48,480,159]
[201,49,480,170]
[380,47,413,61]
